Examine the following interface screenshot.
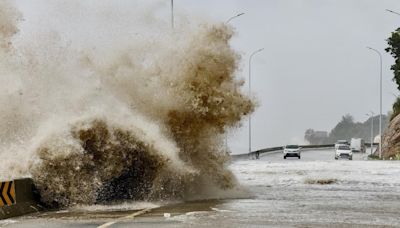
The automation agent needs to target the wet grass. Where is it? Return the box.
[368,154,382,160]
[393,153,400,160]
[368,153,400,160]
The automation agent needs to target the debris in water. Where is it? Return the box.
[305,179,338,185]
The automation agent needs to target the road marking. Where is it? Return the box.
[97,207,154,228]
[0,181,16,207]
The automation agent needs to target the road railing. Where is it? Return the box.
[231,142,379,160]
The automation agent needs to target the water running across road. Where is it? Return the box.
[4,149,400,227]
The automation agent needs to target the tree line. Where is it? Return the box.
[305,114,389,145]
[386,28,400,120]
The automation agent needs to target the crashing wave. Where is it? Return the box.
[0,1,254,207]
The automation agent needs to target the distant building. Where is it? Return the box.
[374,135,381,144]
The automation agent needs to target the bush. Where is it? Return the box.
[391,97,400,121]
[368,154,381,160]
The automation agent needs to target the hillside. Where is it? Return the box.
[305,114,389,144]
[382,114,400,159]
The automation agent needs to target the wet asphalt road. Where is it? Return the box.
[256,148,367,161]
[3,149,400,228]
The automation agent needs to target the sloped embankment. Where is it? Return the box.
[382,114,400,159]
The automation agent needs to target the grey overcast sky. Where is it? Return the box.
[179,0,400,153]
[16,0,400,154]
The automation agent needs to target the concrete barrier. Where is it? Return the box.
[0,178,42,220]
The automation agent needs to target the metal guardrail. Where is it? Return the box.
[231,143,379,160]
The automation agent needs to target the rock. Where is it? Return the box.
[382,114,400,159]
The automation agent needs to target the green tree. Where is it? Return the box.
[304,129,328,145]
[305,114,390,144]
[385,28,400,119]
[328,114,356,143]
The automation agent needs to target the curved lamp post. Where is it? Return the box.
[386,9,400,16]
[366,46,383,158]
[226,13,245,24]
[170,0,174,29]
[224,12,245,154]
[248,48,264,154]
[366,111,375,155]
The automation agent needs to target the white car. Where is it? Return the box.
[283,145,301,159]
[335,140,349,150]
[335,145,353,160]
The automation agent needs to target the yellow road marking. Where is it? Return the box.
[97,207,155,228]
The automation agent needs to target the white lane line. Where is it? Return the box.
[97,207,155,228]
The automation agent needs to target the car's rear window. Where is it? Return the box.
[338,145,350,150]
[286,145,299,149]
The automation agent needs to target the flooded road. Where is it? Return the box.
[3,149,400,227]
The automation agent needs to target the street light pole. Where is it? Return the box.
[171,0,174,29]
[386,9,400,16]
[226,13,245,24]
[224,12,245,154]
[248,48,264,154]
[366,112,374,154]
[366,46,383,158]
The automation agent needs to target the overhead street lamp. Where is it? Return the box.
[386,9,400,16]
[226,13,245,24]
[224,12,245,154]
[366,46,383,159]
[248,48,264,154]
[366,112,375,155]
